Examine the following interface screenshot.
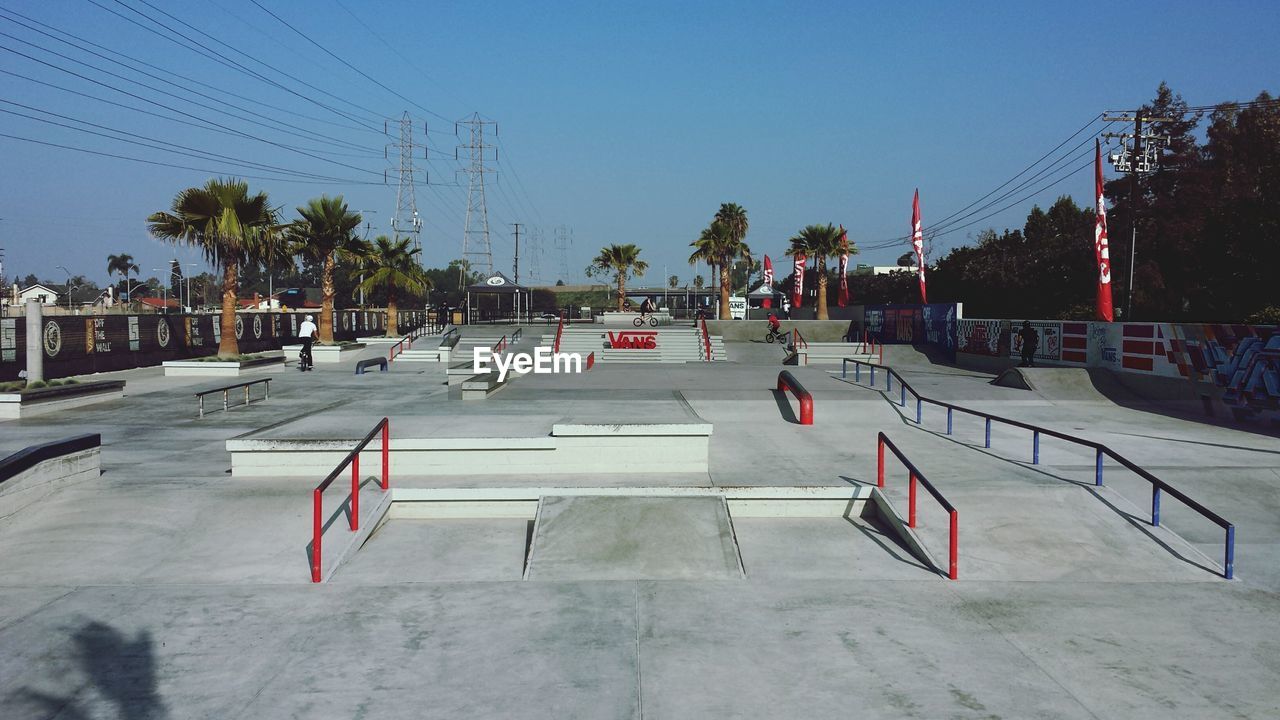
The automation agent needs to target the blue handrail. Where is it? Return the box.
[841,356,1235,579]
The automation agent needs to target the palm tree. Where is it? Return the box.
[586,244,648,311]
[689,220,752,319]
[785,223,846,319]
[106,253,140,302]
[668,275,679,289]
[693,275,705,290]
[147,178,275,358]
[287,195,362,343]
[351,236,431,336]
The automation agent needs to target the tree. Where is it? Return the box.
[351,236,431,336]
[147,178,275,357]
[107,253,140,303]
[586,244,648,311]
[785,224,844,319]
[668,275,679,289]
[693,275,704,290]
[689,219,752,319]
[287,195,362,343]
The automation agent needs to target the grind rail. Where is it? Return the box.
[878,432,958,579]
[841,357,1235,579]
[776,370,813,425]
[195,378,271,418]
[311,417,390,583]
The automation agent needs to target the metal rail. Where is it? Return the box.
[194,377,271,418]
[877,432,958,579]
[699,316,712,361]
[311,417,390,583]
[776,370,814,425]
[841,357,1235,579]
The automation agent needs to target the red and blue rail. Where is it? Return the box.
[841,357,1235,579]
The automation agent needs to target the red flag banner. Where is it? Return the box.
[912,189,927,303]
[837,225,850,307]
[762,255,774,308]
[792,253,806,309]
[1094,140,1114,321]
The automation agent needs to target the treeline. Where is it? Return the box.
[851,84,1279,323]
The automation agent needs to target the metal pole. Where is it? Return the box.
[24,299,43,382]
[1126,114,1143,319]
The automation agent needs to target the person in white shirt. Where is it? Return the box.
[298,314,318,371]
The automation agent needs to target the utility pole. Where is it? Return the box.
[1103,110,1172,318]
[457,113,498,280]
[387,112,425,261]
[511,223,522,284]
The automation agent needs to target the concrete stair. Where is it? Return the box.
[547,327,726,363]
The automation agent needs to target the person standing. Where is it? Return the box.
[1017,321,1039,368]
[298,314,318,371]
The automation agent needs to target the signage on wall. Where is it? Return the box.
[607,331,657,349]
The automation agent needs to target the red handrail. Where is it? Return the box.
[553,314,565,354]
[793,327,808,350]
[311,418,390,583]
[776,370,813,425]
[388,334,413,362]
[699,317,712,361]
[491,335,508,355]
[876,431,958,579]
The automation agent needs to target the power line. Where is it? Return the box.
[0,131,375,185]
[88,0,383,130]
[0,43,384,178]
[0,100,363,183]
[248,0,453,125]
[0,27,378,156]
[0,5,381,138]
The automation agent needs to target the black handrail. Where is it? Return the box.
[193,378,271,397]
[440,327,461,349]
[841,356,1235,579]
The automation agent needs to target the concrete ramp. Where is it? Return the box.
[993,367,1112,402]
[524,496,744,581]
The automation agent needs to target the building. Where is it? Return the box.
[16,284,60,306]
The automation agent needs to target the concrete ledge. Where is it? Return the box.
[163,356,283,376]
[0,381,126,420]
[1,437,101,522]
[282,343,367,363]
[313,487,394,583]
[551,422,713,437]
[228,423,710,477]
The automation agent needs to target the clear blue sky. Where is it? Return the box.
[2,0,1277,289]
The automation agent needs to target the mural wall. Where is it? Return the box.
[0,310,426,382]
[956,319,1280,424]
[864,303,961,361]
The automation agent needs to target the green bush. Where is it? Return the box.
[1245,306,1280,325]
[27,380,47,389]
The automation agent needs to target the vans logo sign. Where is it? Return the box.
[607,331,657,349]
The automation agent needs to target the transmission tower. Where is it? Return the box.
[386,112,424,259]
[525,226,544,283]
[554,225,573,283]
[457,113,498,277]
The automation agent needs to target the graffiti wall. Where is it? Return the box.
[0,310,426,382]
[864,303,961,361]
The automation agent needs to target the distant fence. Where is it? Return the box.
[0,309,429,382]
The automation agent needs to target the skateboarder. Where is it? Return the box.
[298,314,317,371]
[1017,321,1039,368]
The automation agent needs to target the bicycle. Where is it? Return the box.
[764,326,786,343]
[633,315,658,327]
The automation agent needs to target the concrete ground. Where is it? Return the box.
[1,334,1279,718]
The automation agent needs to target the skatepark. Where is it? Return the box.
[2,324,1279,719]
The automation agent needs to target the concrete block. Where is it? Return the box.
[524,495,744,581]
